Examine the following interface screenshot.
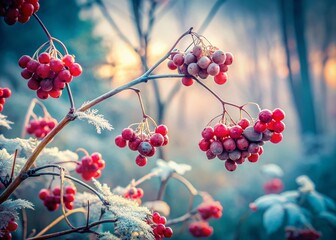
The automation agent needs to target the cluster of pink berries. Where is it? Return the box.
[197,200,223,220]
[115,124,168,167]
[199,108,285,171]
[123,187,144,200]
[75,152,105,181]
[18,53,82,99]
[167,45,233,86]
[150,212,173,239]
[0,0,39,25]
[188,221,213,238]
[0,219,18,240]
[286,227,321,240]
[263,178,283,194]
[26,117,57,139]
[0,87,11,112]
[38,186,76,211]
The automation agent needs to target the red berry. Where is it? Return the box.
[38,52,51,64]
[65,186,76,195]
[214,123,229,138]
[58,69,72,83]
[167,60,177,70]
[163,227,173,238]
[128,137,142,151]
[224,52,234,65]
[39,189,49,200]
[155,125,168,136]
[225,159,237,171]
[270,132,283,144]
[135,155,147,167]
[248,153,259,162]
[181,77,193,86]
[137,141,153,156]
[212,50,226,64]
[272,108,285,121]
[115,135,127,148]
[207,62,220,76]
[52,187,61,196]
[2,88,11,98]
[254,121,267,133]
[202,126,214,140]
[229,125,243,138]
[152,212,161,223]
[197,56,211,69]
[18,55,31,68]
[238,118,250,129]
[21,3,34,16]
[150,133,164,147]
[121,128,135,140]
[273,121,285,133]
[214,72,227,85]
[210,140,223,156]
[36,88,48,99]
[69,63,82,77]
[49,58,64,73]
[198,138,211,151]
[223,138,236,152]
[62,54,75,67]
[172,53,184,66]
[258,109,273,123]
[6,220,18,232]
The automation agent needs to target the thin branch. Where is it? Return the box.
[166,208,198,226]
[198,0,227,34]
[33,13,52,41]
[27,219,117,240]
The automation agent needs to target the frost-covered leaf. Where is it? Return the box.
[281,191,299,203]
[75,107,113,134]
[261,164,284,178]
[0,114,13,129]
[252,194,287,211]
[296,175,315,192]
[263,203,285,234]
[36,147,78,171]
[0,135,37,157]
[283,203,309,227]
[92,179,154,239]
[323,195,336,212]
[99,232,119,240]
[0,148,26,177]
[319,212,336,227]
[151,159,191,181]
[306,191,326,213]
[0,199,34,230]
[142,201,170,216]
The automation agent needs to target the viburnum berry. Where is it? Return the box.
[0,218,18,240]
[149,212,173,239]
[18,49,82,99]
[75,152,105,181]
[286,227,321,240]
[197,200,223,220]
[1,0,40,25]
[263,178,284,194]
[26,116,57,139]
[272,108,285,121]
[188,221,213,238]
[39,185,76,211]
[0,87,11,112]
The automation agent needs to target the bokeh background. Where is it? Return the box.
[1,0,336,239]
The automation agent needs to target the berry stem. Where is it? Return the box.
[76,148,90,157]
[131,171,159,187]
[33,208,87,238]
[26,219,117,240]
[172,173,198,196]
[33,13,53,42]
[10,149,18,183]
[166,208,198,226]
[59,168,75,229]
[157,174,172,200]
[65,83,76,114]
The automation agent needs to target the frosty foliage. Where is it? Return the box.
[75,107,113,134]
[99,232,120,240]
[0,114,13,129]
[0,199,34,231]
[35,147,78,171]
[151,159,192,181]
[0,135,37,157]
[92,179,154,240]
[261,164,284,179]
[251,175,336,235]
[0,148,26,177]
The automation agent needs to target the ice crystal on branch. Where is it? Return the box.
[92,179,154,239]
[75,106,113,134]
[0,199,34,230]
[0,114,13,129]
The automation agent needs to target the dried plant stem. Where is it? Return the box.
[33,208,87,237]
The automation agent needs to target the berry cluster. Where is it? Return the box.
[0,0,39,25]
[198,108,285,171]
[197,200,223,220]
[18,53,82,100]
[263,178,284,194]
[167,45,233,86]
[26,117,57,139]
[0,219,18,240]
[123,187,144,200]
[150,212,173,239]
[115,124,169,167]
[286,227,321,240]
[75,152,105,181]
[0,87,11,112]
[38,186,76,211]
[188,221,213,238]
